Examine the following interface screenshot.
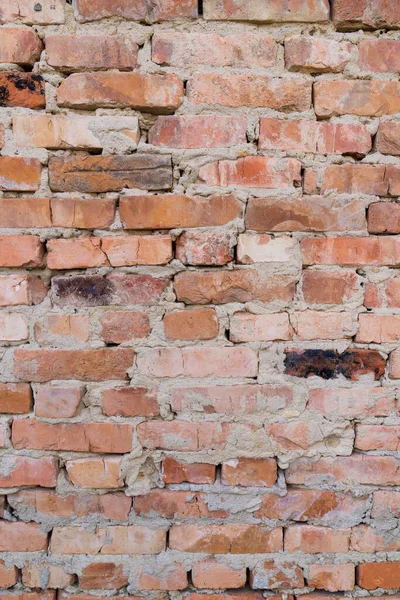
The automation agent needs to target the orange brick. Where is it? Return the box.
[358,561,400,590]
[307,564,355,591]
[0,562,18,588]
[192,560,246,589]
[0,73,45,108]
[163,308,218,341]
[285,36,351,72]
[285,525,350,553]
[198,156,301,188]
[79,562,128,590]
[221,458,277,487]
[0,521,48,551]
[0,235,43,267]
[169,524,283,553]
[149,115,247,147]
[46,34,138,70]
[162,457,216,484]
[0,383,31,413]
[315,80,400,117]
[66,458,124,489]
[0,27,42,65]
[75,0,197,21]
[51,197,115,229]
[0,456,58,488]
[34,314,90,345]
[0,198,51,227]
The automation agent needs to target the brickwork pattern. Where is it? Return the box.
[0,0,400,598]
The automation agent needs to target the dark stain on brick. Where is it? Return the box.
[284,348,385,380]
[51,275,114,307]
[7,73,45,94]
[0,85,9,106]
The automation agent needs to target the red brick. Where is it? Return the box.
[333,0,400,29]
[152,33,276,68]
[386,278,400,307]
[250,561,304,589]
[322,164,399,196]
[307,564,355,591]
[301,237,400,266]
[0,382,31,413]
[0,73,45,108]
[46,34,138,70]
[170,384,293,414]
[0,456,58,488]
[164,308,218,341]
[230,312,292,342]
[12,419,133,453]
[222,458,277,487]
[120,193,242,229]
[102,387,158,417]
[0,562,18,588]
[138,563,188,590]
[364,282,381,308]
[49,155,172,193]
[100,311,150,344]
[134,490,227,519]
[169,524,283,553]
[315,80,400,117]
[203,0,330,22]
[51,197,115,229]
[356,425,400,451]
[79,563,128,590]
[308,387,396,418]
[75,0,197,22]
[259,119,370,155]
[285,525,350,553]
[0,235,43,267]
[35,385,84,418]
[199,156,301,188]
[22,563,73,589]
[358,561,400,590]
[351,524,400,552]
[368,202,400,233]
[137,347,258,377]
[0,27,42,65]
[0,157,41,191]
[162,457,216,484]
[176,231,233,265]
[246,196,365,233]
[291,311,353,340]
[256,490,367,525]
[174,271,296,305]
[66,458,124,489]
[0,1,64,24]
[375,122,400,155]
[0,521,48,551]
[285,36,351,72]
[14,348,134,381]
[192,560,246,589]
[149,115,247,148]
[302,269,360,305]
[57,73,183,113]
[51,525,165,554]
[0,198,51,227]
[34,314,89,345]
[51,274,169,308]
[359,39,400,73]
[286,455,400,486]
[188,74,311,110]
[9,489,131,520]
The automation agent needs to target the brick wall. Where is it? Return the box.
[0,0,400,597]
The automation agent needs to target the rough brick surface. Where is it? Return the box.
[0,1,399,597]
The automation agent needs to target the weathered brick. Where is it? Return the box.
[152,32,276,68]
[100,312,150,344]
[285,36,351,72]
[0,521,48,551]
[359,39,400,72]
[66,458,124,489]
[302,236,400,267]
[79,562,128,590]
[222,458,277,487]
[0,383,31,413]
[14,115,139,151]
[351,524,400,552]
[120,193,241,229]
[34,314,89,346]
[230,312,292,342]
[49,155,172,193]
[0,235,44,267]
[162,457,216,484]
[164,308,218,341]
[0,72,44,108]
[203,0,330,22]
[372,490,400,519]
[259,119,371,155]
[0,157,41,191]
[245,196,365,232]
[35,385,84,418]
[315,81,400,117]
[333,0,400,29]
[57,73,183,113]
[0,27,42,65]
[149,115,247,148]
[22,564,74,589]
[375,122,400,156]
[0,562,18,588]
[46,34,138,71]
[192,561,246,589]
[51,525,165,554]
[176,230,233,266]
[14,348,134,381]
[0,312,28,341]
[302,269,360,305]
[74,0,197,22]
[138,564,188,591]
[137,421,225,451]
[174,271,296,304]
[237,234,297,264]
[51,274,169,307]
[308,387,396,418]
[12,419,133,453]
[134,490,227,519]
[51,197,115,229]
[307,564,355,591]
[169,524,283,553]
[0,456,58,488]
[357,314,400,342]
[285,525,350,553]
[322,164,400,196]
[250,561,304,589]
[102,387,159,417]
[137,347,258,378]
[0,0,65,24]
[291,311,353,340]
[368,202,400,233]
[188,74,311,110]
[284,348,385,380]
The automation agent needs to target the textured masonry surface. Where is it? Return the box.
[0,0,400,598]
